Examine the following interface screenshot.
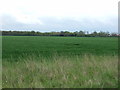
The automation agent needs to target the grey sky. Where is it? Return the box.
[0,0,118,33]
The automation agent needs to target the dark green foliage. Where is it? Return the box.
[1,30,119,37]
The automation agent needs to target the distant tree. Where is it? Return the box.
[78,31,85,37]
[111,33,118,37]
[91,31,98,37]
[2,30,115,37]
[31,31,35,36]
[98,31,110,37]
[59,31,70,36]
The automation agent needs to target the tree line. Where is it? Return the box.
[1,30,119,37]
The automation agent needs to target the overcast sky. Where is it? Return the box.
[0,0,119,33]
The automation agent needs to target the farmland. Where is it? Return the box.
[2,36,118,88]
[2,36,118,60]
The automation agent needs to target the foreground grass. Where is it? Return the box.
[2,54,118,88]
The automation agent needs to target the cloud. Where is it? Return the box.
[0,0,118,32]
[0,0,119,32]
[0,0,118,18]
[1,14,42,31]
[1,14,117,33]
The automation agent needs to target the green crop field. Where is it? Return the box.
[2,36,118,88]
[2,36,118,60]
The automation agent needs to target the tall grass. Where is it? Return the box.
[2,54,118,88]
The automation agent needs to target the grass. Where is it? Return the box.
[2,54,118,88]
[2,36,118,88]
[2,36,118,60]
